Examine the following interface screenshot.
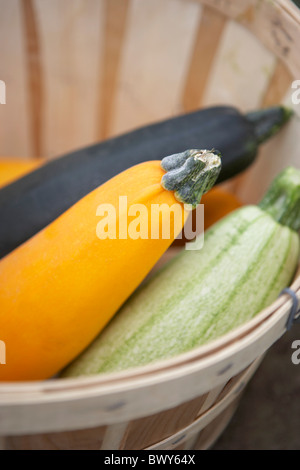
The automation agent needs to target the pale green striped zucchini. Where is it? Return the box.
[62,167,300,378]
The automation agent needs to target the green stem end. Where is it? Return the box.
[259,166,300,231]
[161,149,222,208]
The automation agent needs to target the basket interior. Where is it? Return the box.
[0,0,299,169]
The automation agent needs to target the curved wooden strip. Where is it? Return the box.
[182,5,226,112]
[192,398,239,449]
[20,0,44,158]
[201,19,276,110]
[34,0,105,157]
[0,0,31,157]
[192,0,300,78]
[111,0,202,135]
[97,0,130,140]
[261,59,293,107]
[145,357,262,450]
[193,0,254,19]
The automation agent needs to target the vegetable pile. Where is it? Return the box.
[0,105,291,259]
[63,167,300,376]
[0,105,297,382]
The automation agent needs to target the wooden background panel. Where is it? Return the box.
[201,20,276,111]
[34,0,105,158]
[110,0,202,137]
[0,0,32,158]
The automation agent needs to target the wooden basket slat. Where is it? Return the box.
[261,59,294,107]
[194,397,240,449]
[97,0,130,141]
[100,421,128,451]
[33,0,105,158]
[5,423,108,450]
[193,0,254,19]
[201,19,276,110]
[21,0,44,159]
[110,0,202,137]
[195,383,225,417]
[121,394,209,450]
[182,5,226,112]
[145,357,262,450]
[0,0,32,157]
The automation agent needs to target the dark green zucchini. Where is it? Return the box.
[0,105,291,258]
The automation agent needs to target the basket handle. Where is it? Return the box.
[280,288,300,330]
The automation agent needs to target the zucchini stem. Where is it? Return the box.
[259,166,300,231]
[161,149,221,208]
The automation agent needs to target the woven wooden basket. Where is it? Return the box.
[0,0,300,450]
